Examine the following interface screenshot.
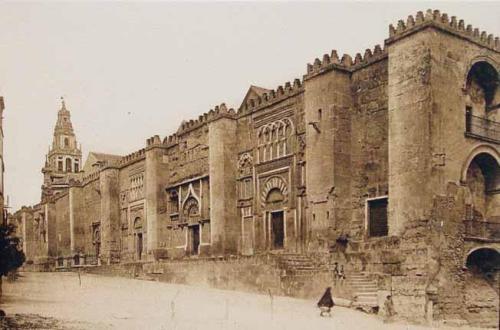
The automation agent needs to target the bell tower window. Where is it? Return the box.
[66,158,72,173]
[64,138,69,148]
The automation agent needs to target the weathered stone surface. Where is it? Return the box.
[11,8,500,327]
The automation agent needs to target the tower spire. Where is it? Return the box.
[42,97,82,198]
[60,96,66,110]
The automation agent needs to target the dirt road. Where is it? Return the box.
[0,272,473,330]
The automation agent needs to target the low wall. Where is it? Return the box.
[84,254,335,300]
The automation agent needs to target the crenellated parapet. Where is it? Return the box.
[163,133,178,147]
[146,135,163,149]
[387,9,499,51]
[82,171,100,186]
[174,103,236,136]
[237,79,303,115]
[119,148,146,167]
[304,44,387,80]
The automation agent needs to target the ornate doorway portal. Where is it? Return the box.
[271,211,284,249]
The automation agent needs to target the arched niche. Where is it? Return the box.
[465,247,500,275]
[134,217,143,230]
[183,197,200,221]
[464,60,499,115]
[260,176,288,207]
[462,149,500,223]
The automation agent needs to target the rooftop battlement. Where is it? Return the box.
[305,44,387,79]
[161,103,236,145]
[237,79,303,115]
[119,148,146,167]
[146,135,162,148]
[81,171,100,185]
[386,9,499,51]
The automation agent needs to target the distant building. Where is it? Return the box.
[12,9,500,327]
[41,98,82,198]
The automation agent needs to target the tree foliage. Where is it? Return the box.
[0,223,25,277]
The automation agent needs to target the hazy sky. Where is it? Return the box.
[1,1,499,210]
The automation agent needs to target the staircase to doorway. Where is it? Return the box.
[274,253,317,276]
[346,273,379,311]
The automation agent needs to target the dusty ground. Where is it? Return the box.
[0,272,482,330]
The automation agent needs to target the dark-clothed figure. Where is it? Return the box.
[332,262,339,279]
[317,287,335,317]
[338,265,345,280]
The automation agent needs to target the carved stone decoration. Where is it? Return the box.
[297,134,306,159]
[238,152,253,176]
[260,175,288,206]
[183,198,199,217]
[183,197,200,224]
[119,192,128,207]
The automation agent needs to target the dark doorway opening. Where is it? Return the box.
[190,225,200,255]
[368,198,388,237]
[189,225,200,255]
[137,233,143,260]
[271,211,284,249]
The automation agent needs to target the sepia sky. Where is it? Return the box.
[0,1,499,210]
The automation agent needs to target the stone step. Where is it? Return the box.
[277,256,310,260]
[347,279,373,283]
[348,283,378,288]
[346,274,371,279]
[292,270,316,276]
[347,280,372,283]
[352,301,378,308]
[350,286,377,291]
[281,262,312,265]
[355,297,377,302]
[355,297,378,304]
[279,260,313,265]
[346,278,376,282]
[352,288,378,293]
[347,280,376,284]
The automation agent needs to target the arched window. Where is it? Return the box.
[169,190,179,213]
[65,158,72,172]
[74,161,79,173]
[134,217,143,230]
[465,153,499,223]
[257,118,294,163]
[465,248,500,275]
[64,138,69,148]
[58,160,63,172]
[465,61,499,115]
[183,198,199,220]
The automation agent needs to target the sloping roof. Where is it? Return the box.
[82,152,123,174]
[239,85,271,111]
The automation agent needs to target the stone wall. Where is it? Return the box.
[208,116,238,255]
[304,68,352,254]
[84,255,333,300]
[99,167,120,264]
[349,59,389,240]
[12,8,500,327]
[54,193,71,260]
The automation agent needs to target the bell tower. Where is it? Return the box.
[42,97,82,198]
